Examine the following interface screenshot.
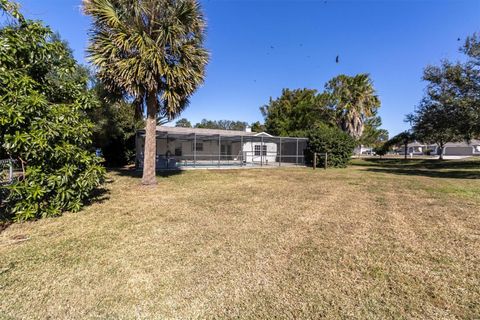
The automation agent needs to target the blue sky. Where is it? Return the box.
[11,0,480,136]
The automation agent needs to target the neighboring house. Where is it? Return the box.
[444,141,480,156]
[135,126,308,169]
[396,140,480,156]
[354,145,374,155]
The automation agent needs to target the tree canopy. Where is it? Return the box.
[260,88,333,137]
[175,118,192,128]
[407,33,480,158]
[260,75,384,142]
[425,34,480,140]
[325,74,381,140]
[0,2,105,220]
[194,119,249,131]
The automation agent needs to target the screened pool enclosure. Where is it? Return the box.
[135,126,308,169]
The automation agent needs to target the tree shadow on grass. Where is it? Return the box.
[110,167,184,179]
[84,184,111,206]
[353,158,480,179]
[0,182,112,234]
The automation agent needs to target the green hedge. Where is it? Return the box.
[306,125,356,168]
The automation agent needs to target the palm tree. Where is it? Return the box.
[83,0,209,185]
[326,74,380,139]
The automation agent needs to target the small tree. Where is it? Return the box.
[382,131,415,160]
[0,2,105,220]
[408,98,461,160]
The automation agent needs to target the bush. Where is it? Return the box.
[373,146,387,156]
[0,6,105,221]
[306,125,356,168]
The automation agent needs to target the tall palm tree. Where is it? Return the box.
[326,74,380,139]
[83,0,209,185]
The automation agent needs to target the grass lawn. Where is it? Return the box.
[1,159,479,319]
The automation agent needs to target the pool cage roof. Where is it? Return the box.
[137,126,308,140]
[136,126,308,169]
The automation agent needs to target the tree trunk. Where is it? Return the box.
[404,142,408,160]
[142,93,157,185]
[439,145,444,160]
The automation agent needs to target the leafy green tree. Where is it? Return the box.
[359,116,389,148]
[406,33,480,159]
[84,0,209,185]
[250,121,266,133]
[418,34,480,141]
[175,118,192,128]
[87,80,144,166]
[306,124,356,168]
[407,94,461,160]
[260,89,333,136]
[0,2,105,220]
[325,74,381,140]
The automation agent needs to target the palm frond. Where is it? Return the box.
[84,0,209,118]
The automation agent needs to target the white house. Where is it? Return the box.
[135,126,307,169]
[354,145,374,155]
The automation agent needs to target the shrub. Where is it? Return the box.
[0,4,105,221]
[373,146,387,156]
[306,125,356,168]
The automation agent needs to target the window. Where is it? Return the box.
[192,142,203,152]
[175,147,182,156]
[221,144,231,155]
[254,145,261,156]
[254,145,267,156]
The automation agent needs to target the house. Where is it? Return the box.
[444,141,480,156]
[354,145,374,155]
[397,140,480,156]
[135,126,308,169]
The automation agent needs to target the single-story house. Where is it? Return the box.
[136,126,308,169]
[397,140,480,156]
[354,145,374,155]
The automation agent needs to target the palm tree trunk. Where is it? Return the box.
[404,142,408,160]
[142,93,157,185]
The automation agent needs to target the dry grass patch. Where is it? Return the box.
[1,159,479,319]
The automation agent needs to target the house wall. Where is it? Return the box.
[397,142,480,156]
[242,141,277,164]
[444,146,474,156]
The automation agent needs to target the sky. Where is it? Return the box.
[9,0,480,136]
